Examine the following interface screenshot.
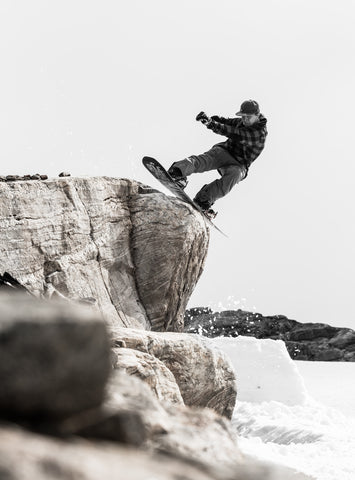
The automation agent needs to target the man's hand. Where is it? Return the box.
[196,111,211,125]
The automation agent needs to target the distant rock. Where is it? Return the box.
[184,308,355,361]
[2,174,48,182]
[0,176,209,331]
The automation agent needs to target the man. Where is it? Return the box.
[168,99,268,217]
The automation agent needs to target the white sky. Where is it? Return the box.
[0,0,354,328]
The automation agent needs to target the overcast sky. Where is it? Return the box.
[1,0,354,328]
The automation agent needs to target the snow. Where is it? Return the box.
[211,335,355,480]
[212,336,309,405]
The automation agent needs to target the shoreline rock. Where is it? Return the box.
[185,307,355,361]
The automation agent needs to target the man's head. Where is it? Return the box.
[236,99,260,126]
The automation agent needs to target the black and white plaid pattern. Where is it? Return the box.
[206,114,268,168]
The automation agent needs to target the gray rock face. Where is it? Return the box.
[0,177,209,331]
[185,308,355,361]
[110,327,237,419]
[0,292,111,418]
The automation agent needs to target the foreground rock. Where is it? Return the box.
[0,290,314,480]
[0,425,313,480]
[0,292,111,418]
[110,327,237,418]
[106,371,243,468]
[185,308,355,361]
[0,176,209,330]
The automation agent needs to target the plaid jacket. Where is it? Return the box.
[206,114,268,168]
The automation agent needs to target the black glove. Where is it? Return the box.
[196,111,210,124]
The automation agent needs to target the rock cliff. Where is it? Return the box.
[0,176,209,331]
[185,308,355,361]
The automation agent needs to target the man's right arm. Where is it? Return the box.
[206,117,241,137]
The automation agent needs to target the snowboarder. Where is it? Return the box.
[168,100,268,216]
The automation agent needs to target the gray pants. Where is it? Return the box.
[172,145,247,206]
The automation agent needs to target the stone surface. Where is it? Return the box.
[0,292,111,418]
[0,424,313,480]
[55,404,147,446]
[110,327,237,418]
[0,176,209,331]
[185,308,355,361]
[107,370,243,469]
[112,347,184,405]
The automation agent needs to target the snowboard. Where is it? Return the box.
[142,156,226,237]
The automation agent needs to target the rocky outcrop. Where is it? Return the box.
[185,308,355,361]
[0,293,313,480]
[0,176,209,331]
[110,327,237,419]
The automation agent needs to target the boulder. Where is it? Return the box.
[0,176,209,331]
[110,327,237,418]
[0,292,111,418]
[112,347,184,405]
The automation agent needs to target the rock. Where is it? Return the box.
[106,371,243,468]
[107,370,171,435]
[110,327,237,418]
[0,424,313,480]
[112,347,184,405]
[0,272,32,294]
[5,175,21,181]
[0,292,111,418]
[129,190,208,331]
[0,176,208,330]
[59,171,71,177]
[314,348,343,361]
[185,308,355,362]
[328,330,355,348]
[288,325,338,341]
[55,404,147,446]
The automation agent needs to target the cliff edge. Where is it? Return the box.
[0,176,209,331]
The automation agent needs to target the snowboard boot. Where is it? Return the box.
[168,166,188,190]
[193,197,218,220]
[204,208,218,220]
